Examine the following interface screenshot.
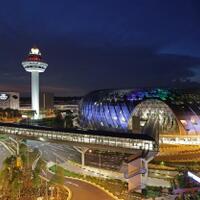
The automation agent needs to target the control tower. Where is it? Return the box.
[22,47,48,119]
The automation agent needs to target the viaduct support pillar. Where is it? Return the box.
[125,156,154,192]
[141,156,154,188]
[126,158,143,192]
[74,147,89,167]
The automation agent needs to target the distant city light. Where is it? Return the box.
[89,149,92,153]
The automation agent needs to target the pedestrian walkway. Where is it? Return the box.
[59,160,126,181]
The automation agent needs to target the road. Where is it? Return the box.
[28,140,115,200]
[60,174,142,200]
[26,140,80,164]
[45,170,115,200]
[0,143,10,169]
[26,140,126,171]
[63,176,114,200]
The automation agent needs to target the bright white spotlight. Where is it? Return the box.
[188,171,200,184]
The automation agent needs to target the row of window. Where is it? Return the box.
[0,127,155,151]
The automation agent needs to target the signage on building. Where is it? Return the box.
[0,93,9,101]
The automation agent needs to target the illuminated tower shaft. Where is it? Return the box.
[22,47,48,119]
[31,72,39,118]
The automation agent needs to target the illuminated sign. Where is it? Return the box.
[0,93,9,101]
[188,171,200,183]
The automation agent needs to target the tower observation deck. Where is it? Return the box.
[22,47,48,119]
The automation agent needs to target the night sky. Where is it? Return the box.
[1,0,200,96]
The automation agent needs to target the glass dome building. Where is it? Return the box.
[80,88,200,137]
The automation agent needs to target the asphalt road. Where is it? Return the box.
[26,140,125,171]
[26,140,80,164]
[46,171,114,200]
[0,143,10,169]
[64,177,114,200]
[28,140,115,200]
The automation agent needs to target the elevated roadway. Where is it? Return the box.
[0,122,157,154]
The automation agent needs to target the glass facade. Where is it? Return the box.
[128,99,179,137]
[80,88,200,136]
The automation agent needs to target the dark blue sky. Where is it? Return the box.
[1,0,200,96]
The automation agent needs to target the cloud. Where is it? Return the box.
[0,0,200,95]
[40,85,85,96]
[40,41,200,92]
[1,38,200,96]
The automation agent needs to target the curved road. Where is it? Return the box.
[64,177,115,200]
[46,171,114,200]
[28,141,115,200]
[0,139,115,200]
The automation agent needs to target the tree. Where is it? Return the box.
[51,166,65,185]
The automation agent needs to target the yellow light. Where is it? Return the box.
[16,156,22,168]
